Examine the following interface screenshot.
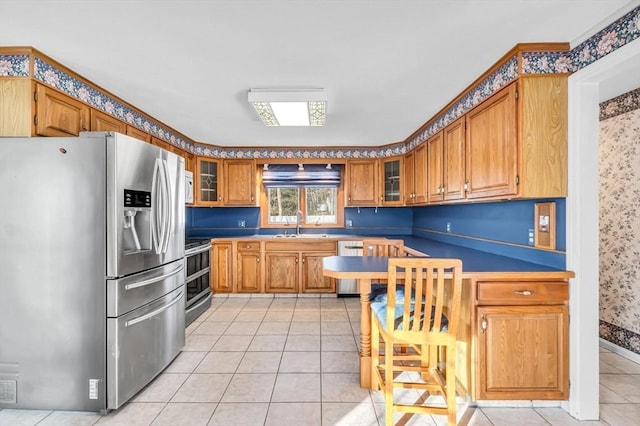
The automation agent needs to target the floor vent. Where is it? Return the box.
[0,380,17,404]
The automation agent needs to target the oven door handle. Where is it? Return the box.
[125,289,184,327]
[124,264,185,291]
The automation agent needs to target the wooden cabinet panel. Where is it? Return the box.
[381,157,403,206]
[126,125,151,143]
[35,84,89,137]
[404,144,427,205]
[224,160,256,206]
[211,243,233,293]
[90,109,125,133]
[301,252,335,293]
[466,83,518,199]
[237,251,262,293]
[427,132,444,203]
[477,281,569,305]
[265,252,299,293]
[346,160,378,206]
[0,78,32,136]
[478,305,568,400]
[443,117,466,201]
[196,157,222,206]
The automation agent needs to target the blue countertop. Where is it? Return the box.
[205,233,571,274]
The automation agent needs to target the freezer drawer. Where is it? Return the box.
[107,259,185,317]
[107,287,185,409]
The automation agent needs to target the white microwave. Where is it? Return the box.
[185,170,194,204]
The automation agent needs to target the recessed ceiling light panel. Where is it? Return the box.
[248,89,327,127]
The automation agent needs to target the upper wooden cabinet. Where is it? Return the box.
[380,156,403,206]
[125,125,151,143]
[224,159,256,206]
[35,84,90,137]
[428,114,485,204]
[346,159,379,206]
[405,142,427,205]
[465,77,567,201]
[466,83,518,200]
[90,109,125,133]
[195,157,222,206]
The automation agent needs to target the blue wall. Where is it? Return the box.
[186,199,565,267]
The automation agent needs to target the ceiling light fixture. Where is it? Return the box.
[248,89,327,127]
[326,163,332,170]
[298,163,304,171]
[263,164,269,171]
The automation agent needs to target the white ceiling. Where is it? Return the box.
[0,0,636,147]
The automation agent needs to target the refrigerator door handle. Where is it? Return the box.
[125,289,184,327]
[160,159,173,254]
[124,263,185,291]
[151,158,162,254]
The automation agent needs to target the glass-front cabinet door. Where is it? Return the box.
[381,156,403,205]
[196,157,222,206]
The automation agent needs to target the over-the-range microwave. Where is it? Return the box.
[185,170,194,204]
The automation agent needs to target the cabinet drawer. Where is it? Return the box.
[477,281,568,305]
[237,241,260,251]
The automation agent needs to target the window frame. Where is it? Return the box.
[259,166,345,229]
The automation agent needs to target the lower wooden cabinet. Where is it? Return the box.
[236,241,262,293]
[301,252,336,293]
[211,242,233,293]
[475,280,569,400]
[265,252,299,293]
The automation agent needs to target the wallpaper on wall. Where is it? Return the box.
[599,90,640,355]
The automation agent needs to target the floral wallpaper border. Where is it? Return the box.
[600,320,640,354]
[0,5,638,158]
[600,86,640,120]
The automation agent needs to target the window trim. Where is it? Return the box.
[259,169,345,229]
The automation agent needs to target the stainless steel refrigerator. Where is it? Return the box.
[0,132,185,412]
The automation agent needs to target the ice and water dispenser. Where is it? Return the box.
[122,189,152,253]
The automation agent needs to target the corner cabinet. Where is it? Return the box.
[404,143,427,205]
[346,160,379,206]
[475,280,569,400]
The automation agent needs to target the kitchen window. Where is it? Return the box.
[260,164,344,228]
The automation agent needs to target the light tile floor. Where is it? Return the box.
[1,296,640,425]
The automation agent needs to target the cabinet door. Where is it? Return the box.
[126,125,151,143]
[412,143,427,204]
[237,251,262,293]
[224,160,256,206]
[211,243,233,293]
[427,132,444,203]
[466,83,518,200]
[403,152,414,205]
[301,252,336,293]
[346,160,378,206]
[477,305,568,400]
[90,109,125,133]
[443,117,466,201]
[35,84,89,137]
[196,157,222,206]
[265,252,299,293]
[381,157,403,206]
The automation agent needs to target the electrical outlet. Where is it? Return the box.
[528,228,534,245]
[446,222,451,233]
[238,220,245,228]
[346,219,353,227]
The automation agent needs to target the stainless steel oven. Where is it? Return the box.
[185,239,212,325]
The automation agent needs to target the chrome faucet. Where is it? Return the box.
[296,210,303,235]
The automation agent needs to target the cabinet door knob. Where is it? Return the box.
[513,290,534,296]
[481,314,487,333]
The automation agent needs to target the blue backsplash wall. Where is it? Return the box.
[186,199,565,268]
[412,198,566,268]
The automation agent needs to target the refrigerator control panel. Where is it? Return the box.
[124,189,151,208]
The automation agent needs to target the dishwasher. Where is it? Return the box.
[337,240,363,295]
